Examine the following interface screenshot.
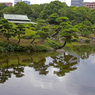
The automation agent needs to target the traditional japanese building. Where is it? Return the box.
[3,14,36,24]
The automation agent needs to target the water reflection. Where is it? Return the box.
[49,53,78,76]
[0,46,95,95]
[0,57,25,83]
[0,52,79,83]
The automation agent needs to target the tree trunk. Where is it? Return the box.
[51,31,59,37]
[31,38,35,43]
[18,38,20,43]
[7,38,9,42]
[51,28,61,37]
[57,41,66,49]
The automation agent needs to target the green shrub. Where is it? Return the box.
[0,46,5,52]
[85,39,90,43]
[35,24,41,30]
[15,45,27,51]
[31,45,48,51]
[72,39,78,42]
[5,44,15,52]
[0,41,6,47]
[30,27,35,30]
[45,38,59,49]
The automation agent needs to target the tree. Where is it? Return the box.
[36,26,50,39]
[0,11,3,18]
[2,6,14,14]
[30,4,41,20]
[48,13,59,24]
[14,2,32,16]
[0,3,8,10]
[0,19,16,42]
[59,26,79,48]
[40,1,67,19]
[15,24,26,43]
[75,21,92,37]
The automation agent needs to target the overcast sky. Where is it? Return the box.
[0,0,95,6]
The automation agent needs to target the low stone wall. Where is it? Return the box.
[79,39,86,44]
[90,38,95,45]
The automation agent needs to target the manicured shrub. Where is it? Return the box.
[45,38,59,49]
[0,46,5,52]
[72,39,78,42]
[31,45,48,51]
[85,39,90,43]
[5,44,15,52]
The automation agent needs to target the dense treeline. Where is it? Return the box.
[0,1,95,24]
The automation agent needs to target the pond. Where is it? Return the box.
[0,45,95,95]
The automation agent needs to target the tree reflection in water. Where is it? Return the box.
[49,53,78,76]
[0,52,79,83]
[0,56,25,83]
[29,52,79,77]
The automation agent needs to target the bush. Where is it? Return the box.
[5,44,15,52]
[0,41,6,47]
[85,39,90,43]
[15,45,28,51]
[31,45,48,51]
[45,38,59,49]
[0,46,5,52]
[72,39,78,42]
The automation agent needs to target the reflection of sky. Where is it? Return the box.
[0,54,95,95]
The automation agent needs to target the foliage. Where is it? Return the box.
[56,16,69,24]
[29,44,48,51]
[45,38,60,49]
[81,28,90,37]
[15,24,26,43]
[5,44,15,52]
[36,31,50,39]
[40,1,67,19]
[0,46,5,52]
[0,19,16,41]
[0,3,8,10]
[48,13,59,24]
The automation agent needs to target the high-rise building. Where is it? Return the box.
[14,0,22,5]
[23,1,30,5]
[71,0,83,7]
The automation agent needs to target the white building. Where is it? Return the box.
[14,0,22,5]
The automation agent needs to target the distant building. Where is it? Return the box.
[0,2,13,6]
[3,14,36,24]
[14,0,22,5]
[23,1,30,5]
[71,0,83,7]
[86,2,95,9]
[82,2,90,7]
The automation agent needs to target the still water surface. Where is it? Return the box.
[0,46,95,95]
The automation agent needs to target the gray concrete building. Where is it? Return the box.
[71,0,83,7]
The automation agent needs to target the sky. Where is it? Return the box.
[0,0,95,6]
